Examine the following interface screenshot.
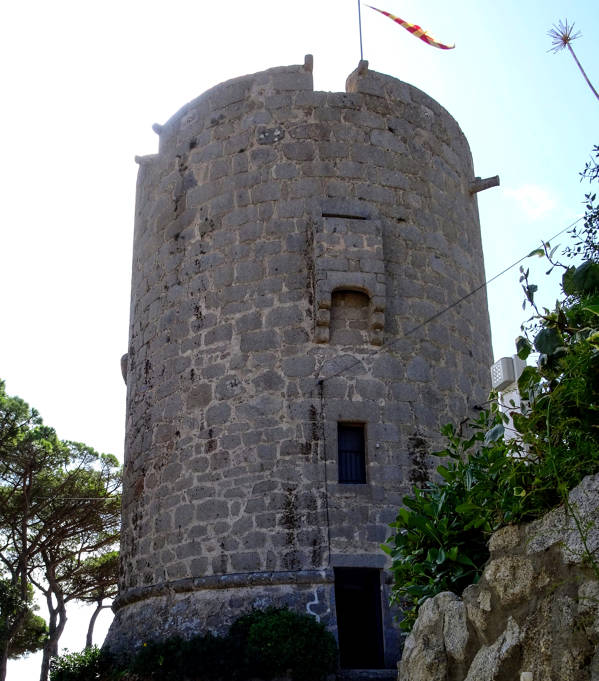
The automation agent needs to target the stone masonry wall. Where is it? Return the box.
[106,57,493,664]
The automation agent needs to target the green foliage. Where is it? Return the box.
[72,552,119,601]
[6,609,47,660]
[0,579,47,658]
[0,379,121,680]
[384,407,538,631]
[386,147,599,632]
[564,145,599,263]
[237,607,337,681]
[74,607,338,681]
[49,646,113,681]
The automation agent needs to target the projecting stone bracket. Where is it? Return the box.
[469,175,500,194]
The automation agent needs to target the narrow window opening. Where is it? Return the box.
[338,423,366,484]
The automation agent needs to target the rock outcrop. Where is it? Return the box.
[399,473,599,681]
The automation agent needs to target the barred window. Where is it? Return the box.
[337,423,366,484]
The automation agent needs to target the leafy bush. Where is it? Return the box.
[235,607,338,681]
[54,607,338,681]
[384,407,535,631]
[49,646,112,681]
[130,632,232,681]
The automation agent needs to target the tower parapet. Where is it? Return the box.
[107,57,492,669]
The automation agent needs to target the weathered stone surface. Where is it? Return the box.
[399,593,454,681]
[107,59,493,666]
[526,472,599,564]
[399,473,599,681]
[464,617,521,681]
[399,592,473,681]
[443,598,469,663]
[483,556,534,605]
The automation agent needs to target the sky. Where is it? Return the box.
[1,1,597,678]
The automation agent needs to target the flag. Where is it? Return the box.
[366,5,455,50]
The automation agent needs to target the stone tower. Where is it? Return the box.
[106,57,493,670]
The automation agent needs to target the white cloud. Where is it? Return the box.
[504,184,558,221]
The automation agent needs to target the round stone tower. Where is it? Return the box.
[107,57,493,669]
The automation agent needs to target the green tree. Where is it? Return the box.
[70,551,119,649]
[0,381,121,681]
[0,579,47,660]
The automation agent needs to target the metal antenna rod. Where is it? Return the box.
[358,0,364,61]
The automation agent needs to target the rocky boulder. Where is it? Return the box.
[398,473,599,681]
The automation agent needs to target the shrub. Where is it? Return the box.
[130,632,233,681]
[383,406,534,631]
[77,607,338,681]
[234,607,338,681]
[49,646,111,681]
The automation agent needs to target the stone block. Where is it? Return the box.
[272,162,299,179]
[204,324,233,345]
[196,498,229,522]
[230,551,261,572]
[265,305,304,328]
[235,261,264,283]
[205,403,231,426]
[406,356,430,382]
[251,181,281,203]
[283,356,315,378]
[282,142,315,162]
[239,329,280,352]
[271,70,313,92]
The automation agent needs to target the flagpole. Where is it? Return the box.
[358,0,364,61]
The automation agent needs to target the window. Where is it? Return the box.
[337,423,366,484]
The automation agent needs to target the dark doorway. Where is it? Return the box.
[334,568,384,669]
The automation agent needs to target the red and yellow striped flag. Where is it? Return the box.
[366,5,455,50]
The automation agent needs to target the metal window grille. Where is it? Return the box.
[338,423,366,483]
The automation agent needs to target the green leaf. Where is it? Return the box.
[437,465,454,482]
[455,502,479,514]
[527,248,545,258]
[426,548,438,563]
[397,507,410,524]
[516,336,532,360]
[562,267,577,296]
[572,261,599,295]
[455,553,477,568]
[484,424,505,444]
[447,546,459,561]
[534,327,563,356]
[583,303,599,316]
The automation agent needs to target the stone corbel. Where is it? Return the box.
[469,175,500,194]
